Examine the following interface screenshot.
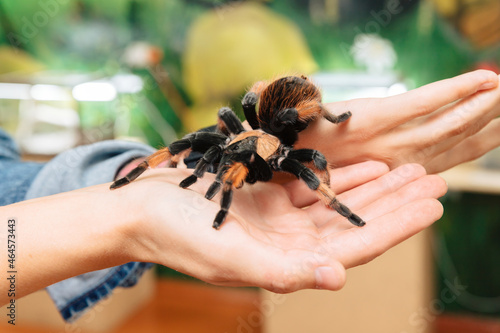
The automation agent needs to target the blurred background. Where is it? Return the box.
[1,0,500,332]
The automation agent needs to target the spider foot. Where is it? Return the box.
[212,210,226,230]
[242,92,258,108]
[276,108,298,125]
[205,182,221,200]
[348,214,366,227]
[110,161,149,190]
[332,199,365,227]
[110,177,130,190]
[336,111,352,123]
[179,174,198,188]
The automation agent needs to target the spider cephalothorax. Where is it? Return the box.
[110,75,364,229]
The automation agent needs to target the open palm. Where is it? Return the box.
[129,161,446,292]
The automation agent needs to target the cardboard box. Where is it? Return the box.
[262,230,434,333]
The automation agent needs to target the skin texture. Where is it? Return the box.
[297,70,500,173]
[0,162,445,305]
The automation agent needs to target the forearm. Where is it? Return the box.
[0,184,135,305]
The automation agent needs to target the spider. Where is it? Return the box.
[110,75,365,229]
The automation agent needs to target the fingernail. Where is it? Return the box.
[479,81,497,90]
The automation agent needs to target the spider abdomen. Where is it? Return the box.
[258,76,322,128]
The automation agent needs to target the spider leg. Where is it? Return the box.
[205,162,229,200]
[212,162,249,229]
[276,108,299,125]
[243,79,271,130]
[245,152,273,184]
[205,150,263,199]
[217,107,245,136]
[320,105,352,124]
[110,148,172,189]
[295,99,351,126]
[179,145,223,188]
[213,183,233,229]
[110,132,228,190]
[258,108,296,146]
[287,149,327,169]
[270,156,365,227]
[242,92,260,130]
[287,148,329,185]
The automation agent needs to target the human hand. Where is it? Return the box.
[125,162,446,292]
[297,70,500,174]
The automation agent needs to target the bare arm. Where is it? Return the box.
[0,185,133,305]
[0,161,446,304]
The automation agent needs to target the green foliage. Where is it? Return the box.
[436,192,500,317]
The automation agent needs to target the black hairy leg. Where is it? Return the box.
[217,107,245,135]
[287,149,327,170]
[110,148,171,190]
[212,162,249,229]
[287,148,330,185]
[242,91,260,130]
[270,155,365,226]
[110,132,228,190]
[213,183,233,229]
[244,152,273,184]
[110,160,150,190]
[179,145,223,188]
[270,157,320,190]
[204,163,228,201]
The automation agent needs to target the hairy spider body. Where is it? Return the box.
[110,75,365,229]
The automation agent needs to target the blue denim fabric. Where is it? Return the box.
[0,129,157,322]
[0,129,44,206]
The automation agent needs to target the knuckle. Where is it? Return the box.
[265,266,300,294]
[448,122,469,137]
[413,98,433,116]
[453,84,471,100]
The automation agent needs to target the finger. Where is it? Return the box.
[406,82,500,157]
[214,235,347,292]
[282,161,389,208]
[256,248,347,292]
[393,70,498,122]
[342,70,498,134]
[306,164,427,226]
[325,198,444,269]
[425,117,500,173]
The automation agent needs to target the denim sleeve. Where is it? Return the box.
[0,129,44,206]
[3,130,158,322]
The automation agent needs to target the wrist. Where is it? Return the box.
[99,182,151,264]
[58,185,137,269]
[107,174,175,264]
[0,185,139,299]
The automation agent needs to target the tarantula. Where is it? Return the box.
[110,75,365,229]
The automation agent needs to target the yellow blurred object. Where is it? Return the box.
[182,2,317,131]
[428,0,459,18]
[429,0,500,49]
[0,45,45,74]
[183,101,229,132]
